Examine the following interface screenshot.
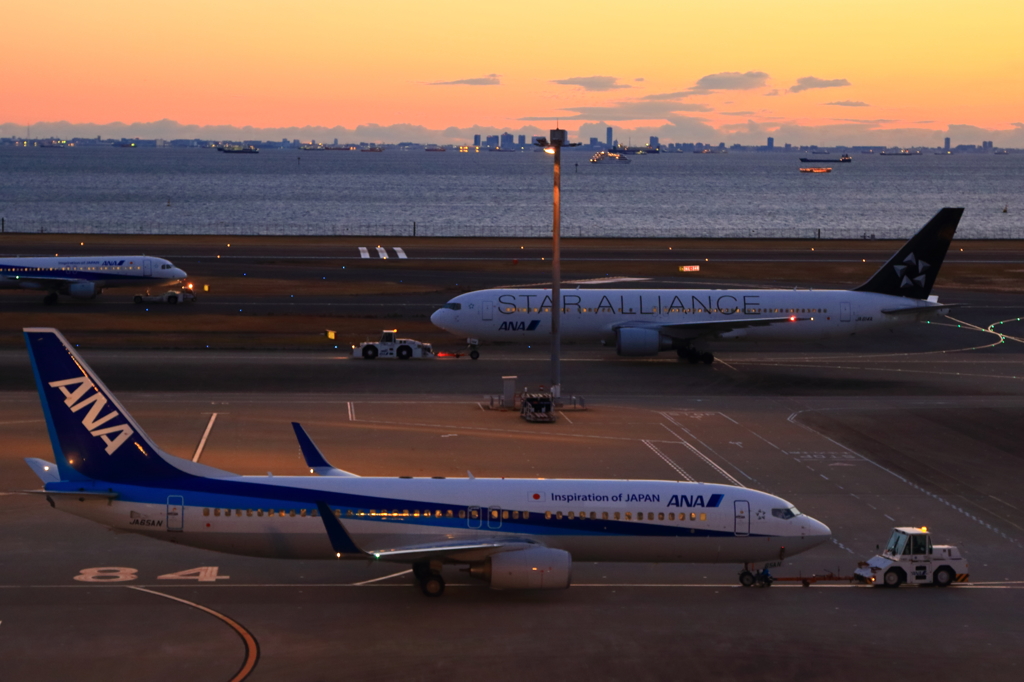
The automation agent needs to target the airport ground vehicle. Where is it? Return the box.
[854,527,969,587]
[352,329,433,360]
[520,393,555,422]
[133,289,197,305]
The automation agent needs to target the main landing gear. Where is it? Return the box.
[43,292,59,306]
[414,562,446,597]
[678,348,714,365]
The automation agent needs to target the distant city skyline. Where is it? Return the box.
[4,2,1021,147]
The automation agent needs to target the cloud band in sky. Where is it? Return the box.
[551,76,629,91]
[791,77,851,93]
[430,75,500,86]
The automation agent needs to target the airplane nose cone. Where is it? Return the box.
[805,517,831,546]
[430,308,445,329]
[175,268,187,280]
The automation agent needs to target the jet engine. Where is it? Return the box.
[67,281,99,299]
[615,327,672,356]
[469,547,572,590]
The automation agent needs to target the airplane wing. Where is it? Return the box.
[881,303,958,315]
[618,315,802,340]
[1,275,82,291]
[314,501,526,562]
[293,423,359,477]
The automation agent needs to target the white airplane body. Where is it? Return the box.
[0,255,187,304]
[24,328,829,595]
[431,208,962,362]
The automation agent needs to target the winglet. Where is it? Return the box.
[292,423,358,477]
[314,501,367,557]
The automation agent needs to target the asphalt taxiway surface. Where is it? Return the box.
[2,232,1024,680]
[3,307,1024,681]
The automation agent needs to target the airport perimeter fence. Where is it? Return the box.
[1,219,1021,240]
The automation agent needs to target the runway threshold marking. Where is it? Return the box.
[193,413,219,462]
[127,585,260,682]
[347,402,356,421]
[375,246,388,259]
[358,247,370,259]
[393,247,408,259]
[658,417,746,487]
[642,439,696,482]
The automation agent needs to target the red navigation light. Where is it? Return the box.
[789,316,796,321]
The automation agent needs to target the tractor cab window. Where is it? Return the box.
[910,533,930,555]
[885,530,910,557]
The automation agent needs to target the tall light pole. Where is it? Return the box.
[534,128,578,399]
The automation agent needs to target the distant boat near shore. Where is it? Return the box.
[799,154,852,163]
[880,149,920,156]
[799,167,832,173]
[217,144,259,154]
[590,151,631,164]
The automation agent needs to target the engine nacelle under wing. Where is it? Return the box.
[475,547,572,590]
[615,327,671,356]
[67,281,99,299]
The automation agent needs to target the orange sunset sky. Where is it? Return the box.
[3,0,1023,145]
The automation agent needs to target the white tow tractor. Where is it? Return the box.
[133,288,197,305]
[352,330,433,360]
[855,527,969,587]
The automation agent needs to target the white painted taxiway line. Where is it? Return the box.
[375,246,388,259]
[351,569,413,585]
[192,413,219,462]
[394,247,408,259]
[358,247,370,259]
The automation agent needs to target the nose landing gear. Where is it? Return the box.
[414,561,446,597]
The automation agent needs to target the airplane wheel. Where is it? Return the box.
[362,345,379,360]
[469,350,480,360]
[412,562,432,580]
[420,574,445,597]
[167,295,178,305]
[933,566,955,587]
[687,349,700,364]
[396,345,412,360]
[882,568,905,588]
[701,352,714,365]
[43,293,59,306]
[739,571,756,587]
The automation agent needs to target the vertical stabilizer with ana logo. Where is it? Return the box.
[23,328,231,484]
[854,208,963,299]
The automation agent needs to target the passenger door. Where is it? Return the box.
[482,301,493,321]
[144,258,152,278]
[467,506,482,529]
[166,495,184,532]
[734,500,750,536]
[840,301,851,322]
[487,507,502,530]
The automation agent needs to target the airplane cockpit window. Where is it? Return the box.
[771,507,802,520]
[442,303,461,310]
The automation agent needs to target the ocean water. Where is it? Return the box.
[0,146,1021,239]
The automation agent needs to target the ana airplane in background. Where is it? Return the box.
[23,328,829,596]
[431,208,963,362]
[0,255,187,304]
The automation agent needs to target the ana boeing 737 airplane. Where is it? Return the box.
[23,328,830,596]
[0,255,187,304]
[431,208,962,362]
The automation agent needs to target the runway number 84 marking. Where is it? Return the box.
[74,566,229,583]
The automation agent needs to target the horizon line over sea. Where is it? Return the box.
[1,146,1022,240]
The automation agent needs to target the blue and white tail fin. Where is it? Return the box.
[24,328,232,484]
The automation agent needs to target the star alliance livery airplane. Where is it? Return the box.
[0,255,187,304]
[23,328,830,596]
[431,208,963,363]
